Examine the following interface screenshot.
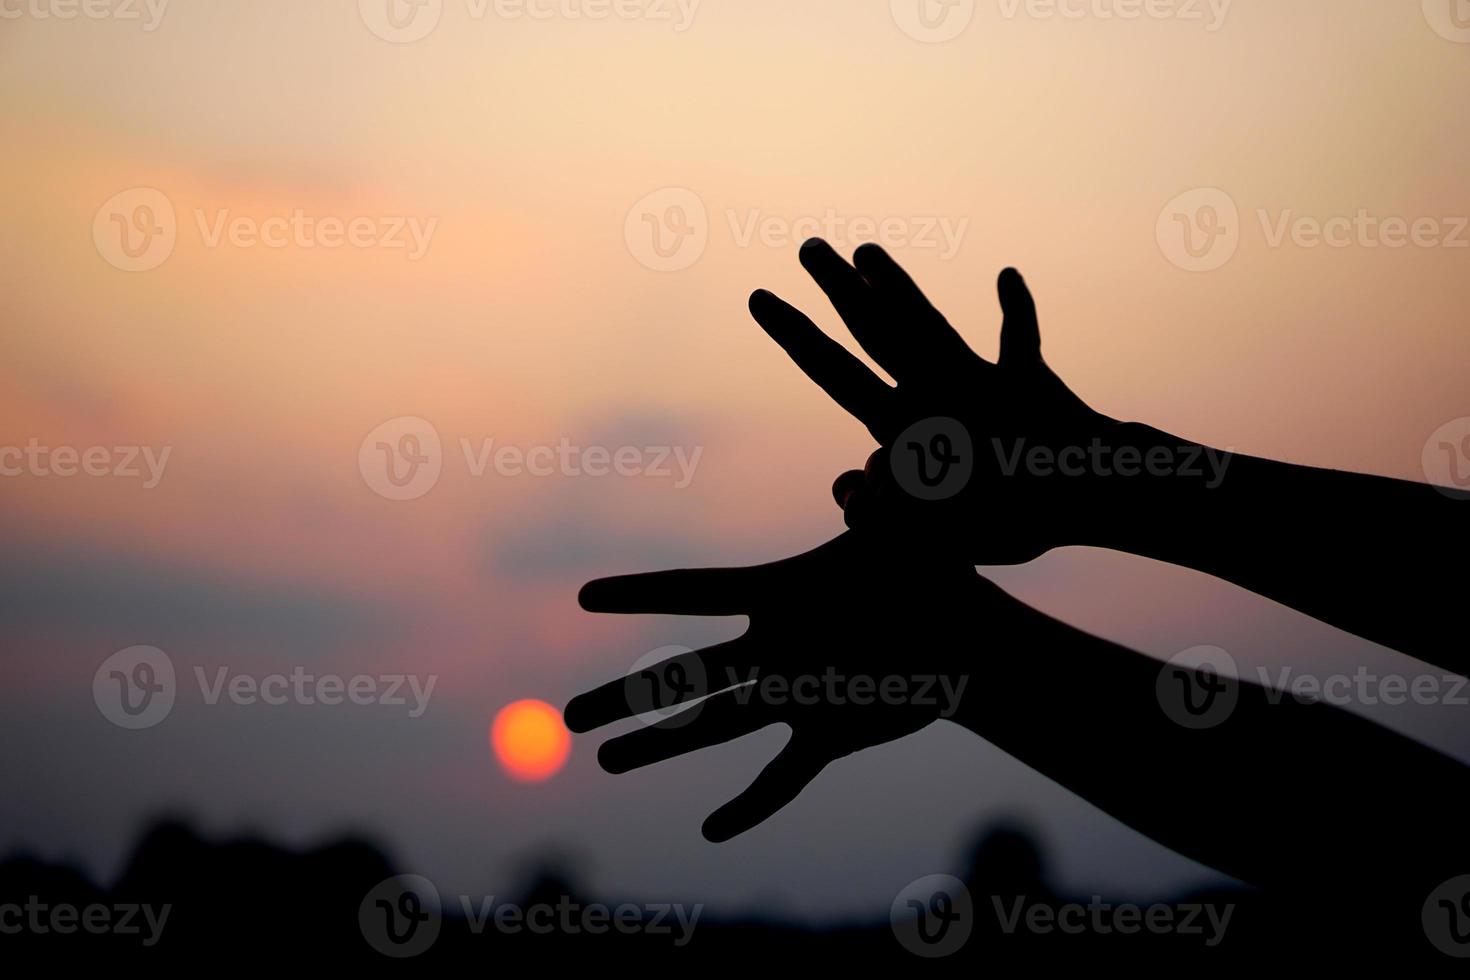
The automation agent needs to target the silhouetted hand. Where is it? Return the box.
[566,532,1470,909]
[564,532,993,841]
[747,240,1470,668]
[749,239,1117,564]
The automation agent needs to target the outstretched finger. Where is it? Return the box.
[596,686,779,772]
[703,740,829,842]
[579,565,763,616]
[852,243,979,380]
[564,638,753,733]
[749,289,891,428]
[997,267,1041,366]
[798,239,908,383]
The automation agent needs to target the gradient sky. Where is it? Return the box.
[2,0,1468,922]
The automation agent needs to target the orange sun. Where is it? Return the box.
[490,699,571,782]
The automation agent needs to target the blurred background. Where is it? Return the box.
[1,0,1468,940]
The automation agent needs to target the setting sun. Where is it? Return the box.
[491,699,572,782]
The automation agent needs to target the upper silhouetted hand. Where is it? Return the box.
[748,239,1119,564]
[565,533,991,841]
[750,240,1470,670]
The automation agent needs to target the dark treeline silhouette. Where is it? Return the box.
[0,818,1459,967]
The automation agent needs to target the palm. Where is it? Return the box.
[565,533,999,842]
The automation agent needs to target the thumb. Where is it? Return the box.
[997,267,1041,366]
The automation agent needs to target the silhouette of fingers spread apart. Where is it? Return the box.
[567,534,973,842]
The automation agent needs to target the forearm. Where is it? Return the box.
[1071,422,1468,671]
[954,582,1470,898]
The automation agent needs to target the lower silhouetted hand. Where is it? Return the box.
[569,533,1470,928]
[565,532,987,841]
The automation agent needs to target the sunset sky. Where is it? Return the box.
[2,0,1468,920]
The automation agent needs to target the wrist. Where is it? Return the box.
[1057,420,1228,553]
